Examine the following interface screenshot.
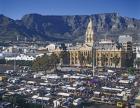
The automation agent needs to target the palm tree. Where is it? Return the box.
[112,55,120,70]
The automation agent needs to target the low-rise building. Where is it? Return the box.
[5,54,35,61]
[0,75,7,81]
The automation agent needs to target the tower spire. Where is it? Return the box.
[85,17,94,46]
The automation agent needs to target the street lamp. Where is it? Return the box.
[92,42,96,76]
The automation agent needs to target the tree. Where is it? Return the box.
[59,51,70,65]
[59,43,70,65]
[42,54,52,71]
[125,51,134,67]
[32,57,42,72]
[50,53,60,70]
[78,51,85,67]
[135,58,140,69]
[59,43,67,51]
[112,55,120,69]
[128,67,135,75]
[100,54,108,71]
[32,54,51,72]
[87,54,92,65]
[32,53,60,73]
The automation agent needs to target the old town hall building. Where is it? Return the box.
[54,18,133,68]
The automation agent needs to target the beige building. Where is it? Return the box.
[53,18,132,68]
[69,45,92,66]
[96,39,126,68]
[68,18,94,66]
[68,18,127,68]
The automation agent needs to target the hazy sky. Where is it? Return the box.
[0,0,140,19]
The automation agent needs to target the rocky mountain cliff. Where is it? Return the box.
[0,13,140,42]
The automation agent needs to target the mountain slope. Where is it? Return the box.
[0,13,140,42]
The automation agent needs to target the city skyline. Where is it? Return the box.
[0,1,140,107]
[0,0,140,19]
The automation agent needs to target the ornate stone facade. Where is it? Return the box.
[96,40,126,68]
[53,18,133,68]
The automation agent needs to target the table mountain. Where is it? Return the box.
[0,13,140,42]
